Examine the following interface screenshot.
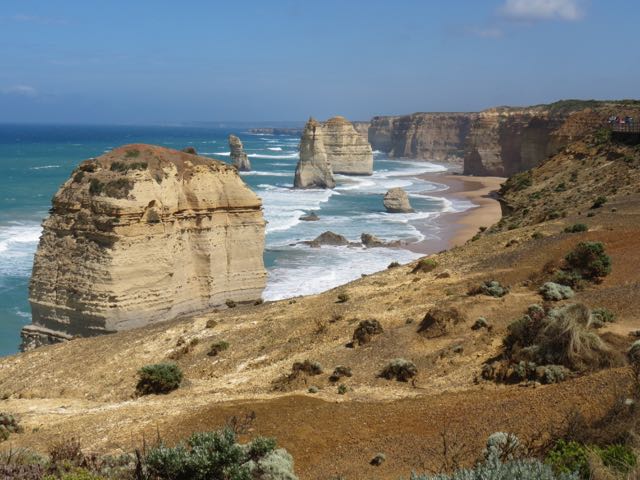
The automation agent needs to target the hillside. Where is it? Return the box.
[0,136,639,479]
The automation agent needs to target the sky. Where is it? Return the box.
[0,0,638,124]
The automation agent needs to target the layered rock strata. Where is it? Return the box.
[24,144,266,350]
[321,116,373,175]
[229,134,251,171]
[294,119,336,189]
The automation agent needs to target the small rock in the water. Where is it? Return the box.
[361,233,402,248]
[383,187,413,213]
[304,231,350,248]
[300,212,320,221]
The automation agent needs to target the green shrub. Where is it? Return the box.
[469,280,509,298]
[208,340,229,357]
[103,178,133,198]
[291,360,322,376]
[379,358,417,382]
[329,366,352,382]
[0,413,22,441]
[594,128,611,145]
[124,149,140,158]
[45,469,106,480]
[89,179,104,195]
[370,453,386,466]
[553,271,585,290]
[136,363,183,395]
[412,258,438,273]
[539,282,574,301]
[565,242,611,280]
[337,384,348,395]
[564,224,588,233]
[225,299,237,308]
[502,171,533,193]
[590,308,615,325]
[472,317,490,330]
[337,292,350,303]
[597,444,636,473]
[110,161,147,172]
[352,319,383,345]
[388,261,400,269]
[144,429,297,480]
[532,231,545,240]
[546,440,590,479]
[590,196,607,209]
[629,340,640,366]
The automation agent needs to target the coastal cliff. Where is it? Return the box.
[367,101,640,176]
[23,144,266,350]
[369,113,474,164]
[321,116,373,175]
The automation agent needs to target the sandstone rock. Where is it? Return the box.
[299,212,320,221]
[383,188,413,213]
[321,116,373,175]
[361,233,402,248]
[229,134,251,171]
[24,144,266,350]
[294,118,336,189]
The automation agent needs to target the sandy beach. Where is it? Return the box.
[407,171,506,254]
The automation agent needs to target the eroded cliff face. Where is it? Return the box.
[368,113,475,164]
[294,119,336,189]
[321,116,373,175]
[24,144,266,350]
[463,109,567,176]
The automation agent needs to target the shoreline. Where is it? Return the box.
[406,170,505,255]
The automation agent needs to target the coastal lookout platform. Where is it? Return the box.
[610,122,640,144]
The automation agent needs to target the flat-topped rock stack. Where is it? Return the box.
[294,116,373,188]
[23,144,266,350]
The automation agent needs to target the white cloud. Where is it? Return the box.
[1,85,38,97]
[500,0,584,22]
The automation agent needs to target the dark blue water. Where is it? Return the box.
[0,124,470,356]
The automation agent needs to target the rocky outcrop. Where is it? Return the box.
[299,212,320,221]
[321,116,373,175]
[368,113,475,163]
[24,144,266,350]
[229,134,251,171]
[304,231,350,248]
[360,233,402,248]
[294,119,336,189]
[383,188,413,213]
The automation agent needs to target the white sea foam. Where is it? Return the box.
[0,223,42,277]
[267,147,283,151]
[259,186,335,234]
[247,152,298,159]
[263,245,421,300]
[239,171,290,177]
[30,165,60,170]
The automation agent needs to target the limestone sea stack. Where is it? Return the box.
[229,134,251,171]
[23,144,266,350]
[321,116,373,175]
[383,187,413,213]
[294,118,336,189]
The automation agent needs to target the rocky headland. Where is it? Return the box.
[321,116,373,175]
[23,144,266,350]
[228,134,251,171]
[367,100,640,176]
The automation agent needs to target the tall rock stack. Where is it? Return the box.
[229,134,251,171]
[321,116,373,175]
[23,144,267,350]
[294,118,336,189]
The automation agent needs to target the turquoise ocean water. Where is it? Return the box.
[0,124,473,356]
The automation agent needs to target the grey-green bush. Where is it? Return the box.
[136,363,183,395]
[379,359,417,382]
[539,282,574,301]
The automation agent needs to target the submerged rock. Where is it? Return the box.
[24,144,266,351]
[229,134,251,171]
[304,231,350,248]
[383,187,413,213]
[299,212,320,221]
[294,118,336,189]
[360,233,402,248]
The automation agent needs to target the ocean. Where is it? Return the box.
[0,124,473,356]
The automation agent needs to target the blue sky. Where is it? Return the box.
[0,0,638,124]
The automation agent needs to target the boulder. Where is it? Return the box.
[24,144,266,350]
[229,134,251,171]
[294,118,336,189]
[361,233,402,248]
[383,188,413,213]
[304,231,350,248]
[299,212,320,221]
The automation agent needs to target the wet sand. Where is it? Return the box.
[407,172,505,254]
